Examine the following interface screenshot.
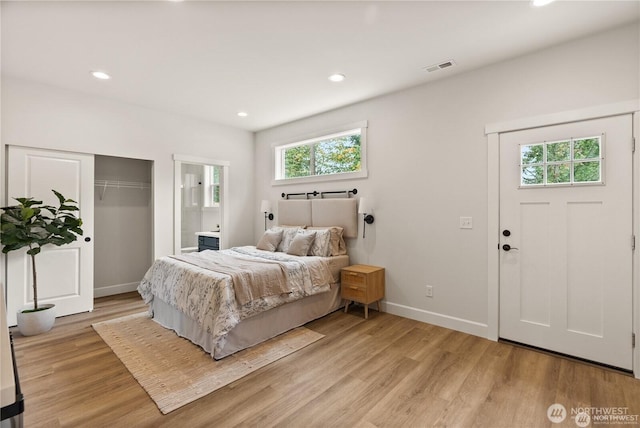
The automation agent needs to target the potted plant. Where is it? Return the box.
[1,190,83,336]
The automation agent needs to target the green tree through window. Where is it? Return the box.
[282,132,361,179]
[284,145,311,178]
[520,137,601,186]
[314,134,361,175]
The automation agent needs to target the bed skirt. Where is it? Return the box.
[151,282,343,359]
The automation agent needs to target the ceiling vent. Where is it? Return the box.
[423,60,456,73]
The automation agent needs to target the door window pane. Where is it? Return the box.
[520,135,602,187]
[574,138,600,160]
[521,144,544,164]
[574,161,600,182]
[547,163,570,184]
[522,166,544,185]
[547,141,570,162]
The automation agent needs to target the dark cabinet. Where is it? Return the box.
[198,235,219,251]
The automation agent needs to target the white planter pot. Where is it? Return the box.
[17,304,56,336]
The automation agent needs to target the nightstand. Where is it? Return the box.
[341,264,385,319]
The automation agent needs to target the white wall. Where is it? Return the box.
[254,23,640,335]
[1,77,255,261]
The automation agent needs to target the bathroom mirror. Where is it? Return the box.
[173,154,230,255]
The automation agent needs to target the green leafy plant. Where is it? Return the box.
[1,190,83,312]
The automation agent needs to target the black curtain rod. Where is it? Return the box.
[281,188,357,199]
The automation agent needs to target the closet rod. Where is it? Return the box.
[95,180,151,200]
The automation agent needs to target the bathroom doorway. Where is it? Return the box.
[173,155,229,254]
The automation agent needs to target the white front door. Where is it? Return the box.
[5,146,94,326]
[499,114,633,370]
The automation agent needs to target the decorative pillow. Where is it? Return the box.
[308,229,331,257]
[337,236,347,255]
[308,226,346,256]
[286,231,316,256]
[256,229,283,252]
[273,226,303,252]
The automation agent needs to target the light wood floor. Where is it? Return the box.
[10,292,640,427]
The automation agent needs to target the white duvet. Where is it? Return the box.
[137,246,334,356]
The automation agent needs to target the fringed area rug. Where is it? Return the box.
[92,312,324,414]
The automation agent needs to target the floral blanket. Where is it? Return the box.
[137,246,334,356]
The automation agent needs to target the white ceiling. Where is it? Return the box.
[2,1,638,132]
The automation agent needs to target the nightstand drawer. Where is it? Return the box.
[341,283,366,301]
[341,271,366,286]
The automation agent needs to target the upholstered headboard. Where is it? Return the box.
[277,199,358,238]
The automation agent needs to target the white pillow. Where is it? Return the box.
[274,226,303,252]
[286,231,316,256]
[256,229,283,252]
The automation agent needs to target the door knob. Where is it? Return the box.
[502,244,518,251]
[84,237,91,242]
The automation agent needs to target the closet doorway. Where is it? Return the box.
[173,154,229,255]
[94,155,153,297]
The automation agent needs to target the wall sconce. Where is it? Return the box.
[260,200,274,230]
[358,197,374,238]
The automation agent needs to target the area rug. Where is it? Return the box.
[92,312,324,414]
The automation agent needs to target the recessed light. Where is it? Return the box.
[532,0,555,7]
[328,73,345,83]
[91,71,111,80]
[237,111,248,118]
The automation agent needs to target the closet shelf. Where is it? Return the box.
[95,179,151,200]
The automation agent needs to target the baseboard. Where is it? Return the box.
[383,301,489,339]
[94,282,139,298]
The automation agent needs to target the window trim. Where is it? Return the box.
[271,121,368,186]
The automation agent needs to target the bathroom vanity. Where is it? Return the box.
[196,231,220,251]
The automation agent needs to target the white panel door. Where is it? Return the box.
[499,115,633,370]
[6,146,94,326]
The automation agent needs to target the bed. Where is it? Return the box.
[137,198,357,359]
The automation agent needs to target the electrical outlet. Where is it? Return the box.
[426,285,433,297]
[460,216,473,229]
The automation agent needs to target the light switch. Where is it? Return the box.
[460,216,473,229]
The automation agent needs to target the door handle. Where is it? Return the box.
[84,237,91,242]
[502,244,518,251]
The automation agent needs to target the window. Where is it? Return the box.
[204,165,220,206]
[520,135,603,187]
[273,122,368,184]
